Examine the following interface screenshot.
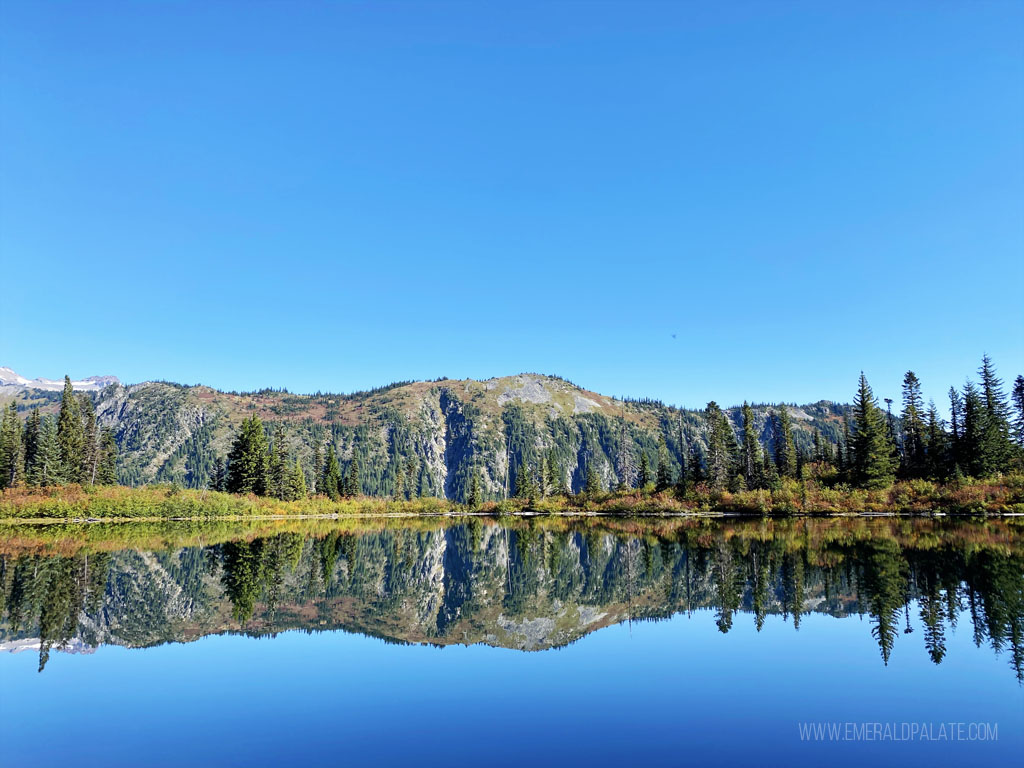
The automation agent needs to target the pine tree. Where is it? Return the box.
[226,415,269,495]
[655,438,673,492]
[774,405,797,478]
[948,386,964,474]
[977,354,1014,474]
[739,402,761,489]
[962,381,985,477]
[78,394,100,484]
[0,402,24,489]
[688,443,705,486]
[1012,374,1024,450]
[467,472,481,507]
[322,447,341,500]
[900,371,926,478]
[209,456,226,491]
[96,428,118,485]
[674,426,688,496]
[762,448,780,489]
[637,451,651,489]
[924,401,948,480]
[311,442,322,495]
[268,424,290,500]
[344,457,360,497]
[851,372,896,489]
[56,375,84,483]
[704,402,736,490]
[840,413,852,481]
[545,448,561,495]
[22,408,41,486]
[36,415,61,486]
[288,459,307,500]
[584,462,600,494]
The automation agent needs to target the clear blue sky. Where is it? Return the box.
[1,1,1021,409]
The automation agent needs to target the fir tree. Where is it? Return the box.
[35,415,61,486]
[226,415,269,495]
[268,424,290,500]
[688,443,705,486]
[962,381,985,477]
[22,408,41,486]
[948,386,964,473]
[545,448,561,495]
[467,472,481,507]
[704,402,736,490]
[96,429,118,485]
[774,405,797,478]
[78,394,99,484]
[1012,374,1024,451]
[977,354,1014,474]
[851,372,896,489]
[0,402,24,489]
[762,447,780,489]
[344,457,360,497]
[322,447,341,500]
[584,462,601,494]
[288,458,307,500]
[209,456,227,492]
[924,401,948,480]
[900,371,926,478]
[655,438,673,492]
[739,402,761,489]
[56,375,84,483]
[637,451,651,489]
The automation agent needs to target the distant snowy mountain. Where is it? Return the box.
[0,367,119,393]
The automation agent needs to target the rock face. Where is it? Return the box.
[2,367,851,499]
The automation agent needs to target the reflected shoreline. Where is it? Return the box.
[2,516,1022,680]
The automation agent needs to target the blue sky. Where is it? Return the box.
[1,1,1021,409]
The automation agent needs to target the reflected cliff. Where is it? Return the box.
[1,517,1022,680]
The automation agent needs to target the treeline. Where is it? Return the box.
[207,414,361,502]
[0,376,117,490]
[504,354,1023,501]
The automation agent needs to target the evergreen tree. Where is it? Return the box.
[851,373,896,489]
[467,472,481,507]
[962,381,985,477]
[344,457,360,497]
[544,448,561,495]
[637,451,651,489]
[900,371,926,478]
[688,443,705,486]
[774,405,797,478]
[0,402,24,489]
[226,415,269,495]
[841,413,852,481]
[1012,374,1024,450]
[209,456,227,492]
[56,375,84,483]
[924,401,948,480]
[288,459,307,500]
[322,447,341,500]
[22,408,41,486]
[584,462,600,494]
[268,424,290,500]
[96,429,118,485]
[977,354,1014,474]
[674,428,688,496]
[655,438,673,492]
[739,402,761,489]
[311,442,322,495]
[948,386,964,473]
[35,415,61,486]
[761,447,780,489]
[704,402,737,490]
[78,395,99,484]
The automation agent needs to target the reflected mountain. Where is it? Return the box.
[1,517,1022,680]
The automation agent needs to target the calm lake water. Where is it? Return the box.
[1,516,1021,767]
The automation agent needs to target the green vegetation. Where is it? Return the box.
[1,356,1021,515]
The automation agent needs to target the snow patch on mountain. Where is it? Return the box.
[0,367,119,393]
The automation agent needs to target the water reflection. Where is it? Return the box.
[1,517,1021,680]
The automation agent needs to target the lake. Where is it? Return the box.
[1,516,1021,767]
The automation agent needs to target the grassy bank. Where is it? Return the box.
[1,474,1023,521]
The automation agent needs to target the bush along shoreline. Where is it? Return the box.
[1,472,1022,520]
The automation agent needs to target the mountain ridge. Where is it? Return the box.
[1,366,849,499]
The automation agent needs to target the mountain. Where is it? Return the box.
[0,367,850,499]
[0,367,119,393]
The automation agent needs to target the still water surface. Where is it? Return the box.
[1,516,1021,766]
